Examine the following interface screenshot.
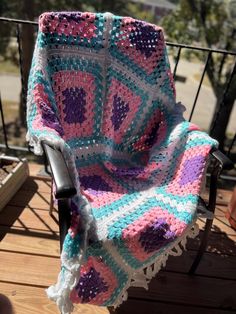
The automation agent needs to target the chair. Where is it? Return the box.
[26,11,233,314]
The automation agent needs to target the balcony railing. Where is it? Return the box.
[0,16,235,179]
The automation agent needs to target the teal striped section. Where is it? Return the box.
[74,155,130,168]
[86,242,128,306]
[47,56,104,136]
[106,195,195,240]
[109,20,167,86]
[113,236,181,269]
[63,234,81,259]
[37,14,105,49]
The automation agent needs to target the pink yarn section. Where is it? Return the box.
[166,144,212,196]
[52,70,96,139]
[39,12,96,39]
[103,78,141,143]
[70,256,118,305]
[79,165,127,208]
[117,17,164,75]
[122,207,186,262]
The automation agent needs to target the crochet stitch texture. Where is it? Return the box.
[26,11,218,314]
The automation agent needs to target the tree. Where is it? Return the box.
[162,0,236,150]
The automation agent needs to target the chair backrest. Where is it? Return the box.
[31,12,177,159]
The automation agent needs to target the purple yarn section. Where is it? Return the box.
[179,155,205,186]
[62,87,86,124]
[111,94,130,131]
[80,175,113,195]
[40,103,64,135]
[115,167,144,177]
[75,267,108,303]
[139,218,176,253]
[129,22,160,58]
[145,121,160,147]
[57,12,82,23]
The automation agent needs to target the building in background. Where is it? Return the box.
[131,0,177,19]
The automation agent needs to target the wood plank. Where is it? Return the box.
[216,189,232,205]
[115,298,234,314]
[0,282,109,314]
[165,250,236,279]
[0,206,59,234]
[202,188,232,206]
[0,225,59,241]
[0,251,59,287]
[28,163,47,177]
[21,176,52,194]
[187,230,236,256]
[215,205,234,227]
[128,272,236,310]
[2,252,235,310]
[197,206,236,237]
[0,232,59,257]
[7,190,52,210]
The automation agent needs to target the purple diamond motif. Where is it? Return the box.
[62,87,86,124]
[179,155,205,186]
[129,22,160,58]
[111,94,130,131]
[75,267,108,303]
[145,121,160,147]
[58,12,82,23]
[139,218,176,253]
[80,175,112,195]
[115,167,144,177]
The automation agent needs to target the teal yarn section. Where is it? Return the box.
[63,234,81,259]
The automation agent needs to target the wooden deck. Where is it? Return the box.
[0,163,236,314]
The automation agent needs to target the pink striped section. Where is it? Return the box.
[122,207,186,262]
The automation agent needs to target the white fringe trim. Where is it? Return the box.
[46,199,94,314]
[26,132,66,156]
[46,222,199,314]
[112,222,199,308]
[27,133,94,313]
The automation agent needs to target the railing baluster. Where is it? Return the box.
[210,58,236,134]
[189,51,212,122]
[0,16,234,171]
[173,47,182,79]
[0,93,9,149]
[221,58,236,99]
[16,23,26,113]
[227,133,236,157]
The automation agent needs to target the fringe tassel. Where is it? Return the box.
[48,222,199,313]
[113,223,199,309]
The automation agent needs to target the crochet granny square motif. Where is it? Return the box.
[27,11,217,314]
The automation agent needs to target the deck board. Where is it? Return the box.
[0,233,59,257]
[0,251,59,287]
[0,205,59,233]
[0,163,236,314]
[115,299,235,314]
[0,282,109,314]
[128,272,236,309]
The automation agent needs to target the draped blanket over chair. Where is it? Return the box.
[26,11,217,314]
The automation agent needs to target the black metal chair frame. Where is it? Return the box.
[42,141,233,275]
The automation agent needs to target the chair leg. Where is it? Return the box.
[188,217,213,275]
[189,164,219,275]
[49,179,54,216]
[58,199,71,253]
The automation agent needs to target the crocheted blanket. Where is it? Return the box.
[27,11,217,314]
